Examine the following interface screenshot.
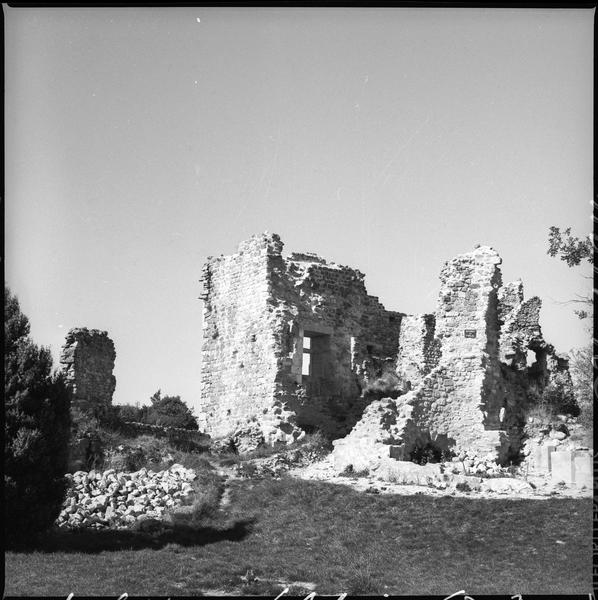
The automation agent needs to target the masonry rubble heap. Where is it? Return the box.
[56,464,197,530]
[199,234,572,467]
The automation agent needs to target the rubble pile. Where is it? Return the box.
[234,444,330,479]
[441,450,519,477]
[56,464,197,530]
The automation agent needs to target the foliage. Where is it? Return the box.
[547,226,593,267]
[409,440,454,465]
[4,285,71,543]
[540,372,580,417]
[143,390,199,430]
[362,371,405,399]
[568,343,593,429]
[547,226,593,320]
[114,403,143,423]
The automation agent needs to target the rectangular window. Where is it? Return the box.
[302,335,312,376]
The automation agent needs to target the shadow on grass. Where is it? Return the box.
[8,518,255,554]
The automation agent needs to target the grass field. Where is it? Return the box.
[5,476,592,596]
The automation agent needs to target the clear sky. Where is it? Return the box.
[5,7,593,415]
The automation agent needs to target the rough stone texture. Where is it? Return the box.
[395,314,440,389]
[333,245,570,469]
[60,328,116,418]
[199,233,402,443]
[55,464,197,530]
[200,234,571,468]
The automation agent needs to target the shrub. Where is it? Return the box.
[541,372,580,417]
[143,390,199,430]
[113,403,142,424]
[104,435,174,471]
[362,371,405,399]
[409,440,453,465]
[4,285,71,543]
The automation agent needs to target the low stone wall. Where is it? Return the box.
[528,446,592,488]
[118,421,211,447]
[56,464,197,529]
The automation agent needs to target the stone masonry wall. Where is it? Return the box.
[60,328,116,417]
[268,250,403,437]
[395,314,439,389]
[202,235,571,461]
[198,233,303,444]
[199,233,403,442]
[333,246,541,467]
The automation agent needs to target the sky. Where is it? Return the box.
[4,7,594,415]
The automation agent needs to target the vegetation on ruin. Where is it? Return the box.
[362,370,406,399]
[546,224,593,434]
[4,285,71,543]
[5,473,591,595]
[115,390,199,430]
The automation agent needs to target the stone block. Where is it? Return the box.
[551,450,575,484]
[573,451,593,488]
[532,445,555,474]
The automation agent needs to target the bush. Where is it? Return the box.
[143,390,199,430]
[541,372,580,417]
[113,403,142,424]
[362,371,405,399]
[4,285,71,543]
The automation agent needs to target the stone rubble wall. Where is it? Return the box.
[199,233,304,445]
[395,314,440,388]
[60,328,116,416]
[333,245,562,469]
[200,233,404,442]
[269,250,403,437]
[56,464,197,529]
[201,234,572,463]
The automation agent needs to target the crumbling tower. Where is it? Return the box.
[60,328,116,419]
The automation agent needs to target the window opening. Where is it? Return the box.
[302,335,312,376]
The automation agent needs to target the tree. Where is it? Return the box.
[546,226,594,424]
[547,226,593,319]
[144,389,199,430]
[547,226,593,267]
[4,285,71,543]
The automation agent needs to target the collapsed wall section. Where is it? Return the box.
[334,246,516,467]
[199,233,404,442]
[60,328,116,419]
[268,250,403,437]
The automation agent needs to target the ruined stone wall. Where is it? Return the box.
[198,233,302,444]
[265,247,403,437]
[395,314,439,388]
[202,235,572,460]
[199,233,403,441]
[334,247,526,466]
[60,328,116,418]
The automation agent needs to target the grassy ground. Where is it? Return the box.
[5,475,592,596]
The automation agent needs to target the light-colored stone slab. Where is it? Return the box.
[573,451,593,488]
[551,450,575,484]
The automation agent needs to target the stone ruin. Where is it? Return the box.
[199,233,573,467]
[60,328,117,470]
[60,327,117,420]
